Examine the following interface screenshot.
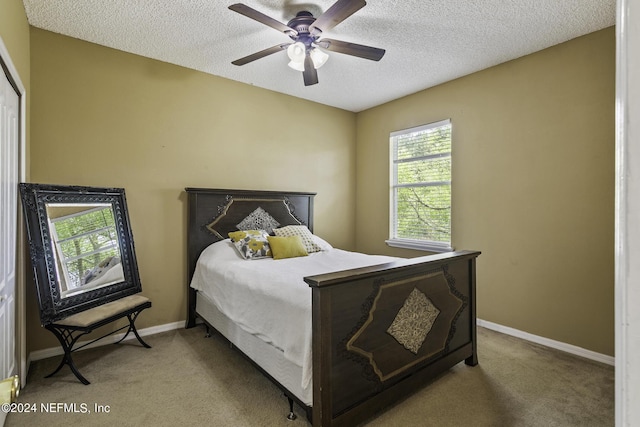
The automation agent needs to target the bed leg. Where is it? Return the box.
[204,325,211,338]
[466,339,478,366]
[465,353,478,366]
[286,396,297,421]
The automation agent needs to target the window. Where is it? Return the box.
[388,119,452,252]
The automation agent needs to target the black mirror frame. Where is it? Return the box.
[19,183,142,325]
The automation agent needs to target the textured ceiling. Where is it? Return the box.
[22,0,615,112]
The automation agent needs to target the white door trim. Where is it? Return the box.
[615,0,640,425]
[0,35,27,390]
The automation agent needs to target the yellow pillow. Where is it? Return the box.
[267,235,308,260]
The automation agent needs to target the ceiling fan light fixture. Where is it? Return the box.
[287,59,305,72]
[310,47,329,69]
[288,47,329,71]
[287,42,306,62]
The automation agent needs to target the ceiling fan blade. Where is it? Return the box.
[229,3,298,36]
[309,0,366,35]
[303,54,319,86]
[231,44,290,66]
[318,38,385,61]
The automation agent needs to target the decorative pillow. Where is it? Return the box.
[267,235,308,260]
[228,230,271,260]
[236,207,281,234]
[312,234,333,251]
[273,225,322,253]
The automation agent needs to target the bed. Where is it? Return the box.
[185,188,480,427]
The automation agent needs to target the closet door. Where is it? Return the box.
[0,61,19,400]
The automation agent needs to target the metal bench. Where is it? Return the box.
[44,294,152,384]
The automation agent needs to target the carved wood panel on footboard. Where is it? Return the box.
[304,250,480,427]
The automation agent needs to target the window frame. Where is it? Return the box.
[387,119,453,253]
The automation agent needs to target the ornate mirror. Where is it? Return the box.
[19,183,142,325]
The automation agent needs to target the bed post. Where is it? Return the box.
[311,285,333,427]
[465,255,478,366]
[185,190,199,328]
[185,288,197,329]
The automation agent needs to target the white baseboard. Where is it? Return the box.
[26,318,614,378]
[27,320,185,364]
[477,319,615,366]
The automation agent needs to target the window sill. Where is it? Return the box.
[385,239,453,253]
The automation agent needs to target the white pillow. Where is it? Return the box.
[312,234,333,251]
[273,225,322,253]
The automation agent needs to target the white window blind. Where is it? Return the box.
[388,119,452,252]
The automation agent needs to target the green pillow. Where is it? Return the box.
[267,235,308,260]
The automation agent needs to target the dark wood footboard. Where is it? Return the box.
[304,250,480,427]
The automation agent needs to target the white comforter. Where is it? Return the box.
[190,238,397,389]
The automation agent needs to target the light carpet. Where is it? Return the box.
[6,326,614,426]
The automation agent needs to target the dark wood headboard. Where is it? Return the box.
[184,188,316,327]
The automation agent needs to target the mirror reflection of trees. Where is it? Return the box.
[48,205,121,291]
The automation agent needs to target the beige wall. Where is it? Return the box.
[28,28,357,351]
[24,22,615,357]
[355,28,615,356]
[0,0,30,85]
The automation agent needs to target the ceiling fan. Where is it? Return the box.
[229,0,386,86]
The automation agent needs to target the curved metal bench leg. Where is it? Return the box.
[44,325,91,385]
[115,309,151,348]
[113,310,152,348]
[129,310,151,348]
[113,327,132,344]
[132,326,151,348]
[66,357,90,385]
